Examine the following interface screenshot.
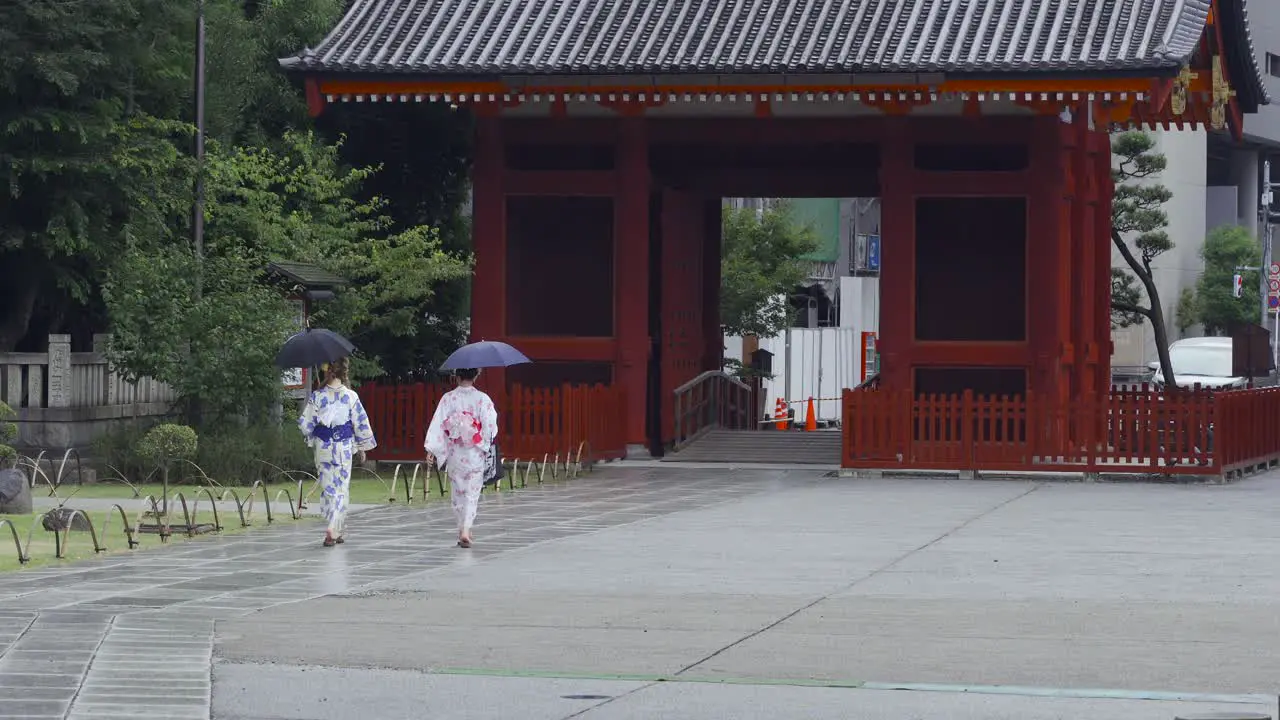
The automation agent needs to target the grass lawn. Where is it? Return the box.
[32,469,449,507]
[0,510,321,573]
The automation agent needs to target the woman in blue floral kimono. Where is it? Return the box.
[299,357,377,547]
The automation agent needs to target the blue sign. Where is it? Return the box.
[867,235,881,272]
[1269,296,1279,309]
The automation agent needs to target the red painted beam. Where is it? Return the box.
[663,169,879,198]
[908,343,1032,367]
[502,336,618,362]
[504,170,618,196]
[910,172,1033,197]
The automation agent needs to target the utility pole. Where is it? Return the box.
[193,0,207,302]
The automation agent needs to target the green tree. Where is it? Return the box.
[0,401,17,466]
[720,201,819,338]
[318,104,475,379]
[1175,286,1200,336]
[0,0,191,351]
[136,423,198,514]
[1195,224,1261,336]
[1109,131,1178,388]
[204,0,344,146]
[102,131,470,424]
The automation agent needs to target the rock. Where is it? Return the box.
[0,468,31,514]
[41,507,93,532]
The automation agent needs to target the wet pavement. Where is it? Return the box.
[2,467,1280,719]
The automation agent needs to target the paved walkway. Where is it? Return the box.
[1,467,1279,719]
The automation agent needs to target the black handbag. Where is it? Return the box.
[483,441,504,485]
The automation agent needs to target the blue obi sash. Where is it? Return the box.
[313,421,355,443]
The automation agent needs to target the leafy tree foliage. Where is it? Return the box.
[103,131,470,424]
[720,201,819,338]
[2,0,478,417]
[1109,131,1178,388]
[1175,286,1199,336]
[1194,224,1261,336]
[0,401,16,464]
[203,0,344,145]
[316,104,476,380]
[0,0,191,351]
[137,423,198,513]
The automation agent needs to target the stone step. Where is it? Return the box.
[667,430,842,464]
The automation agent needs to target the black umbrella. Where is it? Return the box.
[275,328,355,369]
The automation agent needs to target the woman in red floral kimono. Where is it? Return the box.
[424,368,498,548]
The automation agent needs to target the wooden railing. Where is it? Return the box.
[672,371,758,451]
[358,382,628,463]
[1217,387,1280,473]
[842,386,1280,477]
[0,335,174,410]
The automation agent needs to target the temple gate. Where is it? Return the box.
[284,0,1270,468]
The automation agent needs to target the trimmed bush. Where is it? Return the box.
[138,424,197,515]
[0,401,17,468]
[137,424,199,468]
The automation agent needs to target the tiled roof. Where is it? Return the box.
[267,260,345,287]
[282,0,1219,77]
[1223,0,1270,110]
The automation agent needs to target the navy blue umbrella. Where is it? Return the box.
[439,341,531,371]
[275,328,355,369]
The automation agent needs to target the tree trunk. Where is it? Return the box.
[1112,229,1178,390]
[160,463,170,517]
[1139,271,1178,390]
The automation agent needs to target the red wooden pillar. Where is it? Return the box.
[877,124,914,393]
[1091,126,1115,392]
[1027,116,1070,406]
[702,196,723,372]
[615,117,651,450]
[470,114,507,398]
[1071,105,1098,400]
[657,187,708,445]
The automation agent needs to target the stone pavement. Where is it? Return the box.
[2,467,1280,719]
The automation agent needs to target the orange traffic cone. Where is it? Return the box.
[805,397,817,432]
[774,398,788,430]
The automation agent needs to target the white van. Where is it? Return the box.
[1147,336,1255,391]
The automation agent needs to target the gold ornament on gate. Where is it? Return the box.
[1210,55,1236,131]
[1170,65,1196,116]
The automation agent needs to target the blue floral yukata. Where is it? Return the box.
[299,383,377,538]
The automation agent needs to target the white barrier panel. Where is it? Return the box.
[723,328,864,425]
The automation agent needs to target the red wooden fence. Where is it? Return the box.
[842,386,1280,477]
[358,382,628,463]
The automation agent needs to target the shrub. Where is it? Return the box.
[0,402,17,467]
[194,422,312,486]
[137,424,197,516]
[137,424,199,468]
[94,417,314,488]
[93,420,164,483]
